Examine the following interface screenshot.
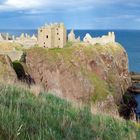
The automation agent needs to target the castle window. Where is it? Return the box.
[46,35,48,38]
[44,42,45,44]
[57,33,59,35]
[58,38,60,40]
[40,30,42,32]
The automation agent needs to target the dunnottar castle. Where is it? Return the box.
[0,23,116,48]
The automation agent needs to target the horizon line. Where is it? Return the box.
[0,28,140,31]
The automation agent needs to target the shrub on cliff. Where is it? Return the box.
[0,84,140,140]
[13,60,26,80]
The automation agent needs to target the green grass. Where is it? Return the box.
[0,84,140,140]
[64,41,73,48]
[84,70,111,102]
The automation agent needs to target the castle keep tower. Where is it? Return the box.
[38,23,67,48]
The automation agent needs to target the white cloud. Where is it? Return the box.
[0,0,118,12]
[0,0,140,13]
[0,0,43,11]
[5,0,42,9]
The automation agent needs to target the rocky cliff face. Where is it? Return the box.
[0,54,17,83]
[25,42,131,104]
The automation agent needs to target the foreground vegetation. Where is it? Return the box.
[0,84,140,140]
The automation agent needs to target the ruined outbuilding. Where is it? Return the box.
[83,32,115,45]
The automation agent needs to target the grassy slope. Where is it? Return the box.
[0,85,140,140]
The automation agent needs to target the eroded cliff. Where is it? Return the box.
[24,42,131,104]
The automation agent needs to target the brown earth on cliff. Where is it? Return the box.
[0,54,17,83]
[24,42,131,105]
[0,42,23,61]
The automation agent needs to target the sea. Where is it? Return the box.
[0,29,140,72]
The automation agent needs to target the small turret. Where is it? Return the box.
[0,33,4,41]
[20,33,25,40]
[108,32,111,37]
[112,32,115,42]
[68,29,76,42]
[12,35,15,41]
[6,33,9,41]
[31,34,37,40]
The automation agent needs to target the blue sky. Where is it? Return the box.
[0,0,140,29]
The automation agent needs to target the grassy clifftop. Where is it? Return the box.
[0,84,140,140]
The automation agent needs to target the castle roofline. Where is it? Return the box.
[39,22,65,29]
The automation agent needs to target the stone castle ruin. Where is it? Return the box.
[0,23,116,49]
[38,23,67,48]
[0,33,38,48]
[83,32,115,45]
[16,33,38,48]
[0,33,10,42]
